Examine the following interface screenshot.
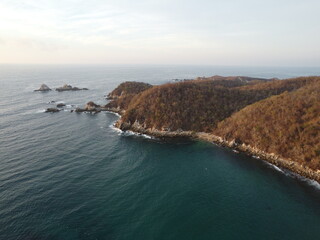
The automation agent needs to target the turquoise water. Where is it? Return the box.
[0,65,320,240]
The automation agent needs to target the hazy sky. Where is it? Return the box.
[1,0,319,66]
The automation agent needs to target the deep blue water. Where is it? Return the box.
[0,65,320,240]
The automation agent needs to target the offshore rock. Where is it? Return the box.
[74,101,105,113]
[34,84,52,92]
[56,103,66,108]
[56,84,88,92]
[45,108,60,113]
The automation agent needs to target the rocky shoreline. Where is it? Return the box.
[41,96,320,184]
[113,117,320,184]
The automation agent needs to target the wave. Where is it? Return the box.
[66,104,76,108]
[106,111,121,117]
[286,171,320,190]
[264,161,284,173]
[35,109,46,113]
[122,130,154,139]
[108,123,154,139]
[304,178,320,190]
[109,123,123,134]
[263,161,320,190]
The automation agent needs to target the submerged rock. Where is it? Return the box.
[56,84,88,92]
[34,84,52,92]
[45,108,60,113]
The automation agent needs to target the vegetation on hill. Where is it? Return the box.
[238,76,319,92]
[117,77,318,132]
[105,81,152,110]
[196,75,275,82]
[105,76,320,178]
[107,81,152,98]
[213,80,320,170]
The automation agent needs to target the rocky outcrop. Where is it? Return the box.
[34,84,52,92]
[85,101,100,111]
[45,108,60,113]
[56,84,88,92]
[56,103,66,108]
[74,101,107,113]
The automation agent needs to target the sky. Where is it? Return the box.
[0,0,320,66]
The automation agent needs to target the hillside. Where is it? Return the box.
[105,81,152,111]
[197,75,275,82]
[115,77,318,132]
[105,76,320,181]
[213,80,320,170]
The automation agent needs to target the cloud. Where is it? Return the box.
[0,0,319,65]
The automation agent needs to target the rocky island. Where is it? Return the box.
[55,84,88,92]
[74,101,106,113]
[45,108,60,113]
[34,84,52,92]
[102,76,320,183]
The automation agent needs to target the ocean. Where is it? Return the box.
[0,64,320,240]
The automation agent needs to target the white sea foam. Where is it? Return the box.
[304,179,320,190]
[287,172,320,190]
[109,127,154,139]
[233,150,239,153]
[36,109,46,113]
[130,132,154,140]
[66,104,76,108]
[263,161,320,190]
[141,134,153,139]
[109,123,123,134]
[106,111,121,117]
[264,161,284,173]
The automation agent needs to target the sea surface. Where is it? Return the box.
[0,64,320,240]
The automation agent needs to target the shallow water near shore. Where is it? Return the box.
[0,65,320,240]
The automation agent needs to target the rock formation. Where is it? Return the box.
[75,101,104,113]
[56,84,88,92]
[34,84,52,92]
[45,108,60,113]
[56,103,66,108]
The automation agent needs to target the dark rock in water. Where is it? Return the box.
[56,103,66,108]
[75,107,84,113]
[45,108,60,113]
[34,84,52,92]
[85,101,100,111]
[56,84,88,92]
[74,101,105,113]
[49,100,56,103]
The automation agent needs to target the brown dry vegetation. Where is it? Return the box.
[105,81,152,110]
[213,80,320,170]
[120,77,318,132]
[106,76,320,170]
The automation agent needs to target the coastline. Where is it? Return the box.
[110,114,320,184]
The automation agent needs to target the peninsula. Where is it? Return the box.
[102,76,320,183]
